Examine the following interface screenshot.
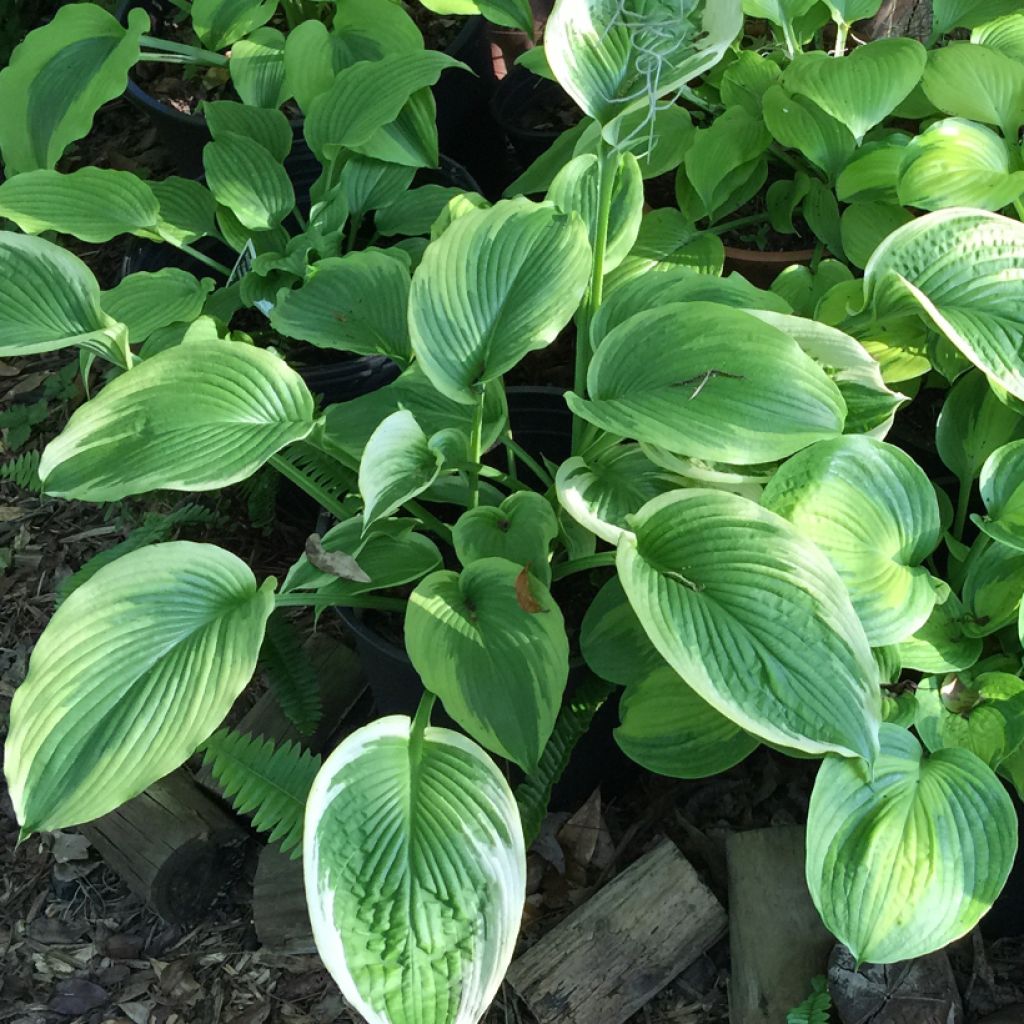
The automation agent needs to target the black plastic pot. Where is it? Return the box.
[491,65,575,166]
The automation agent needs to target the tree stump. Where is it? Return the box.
[857,0,932,41]
[253,844,315,953]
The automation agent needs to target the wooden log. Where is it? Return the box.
[857,0,932,41]
[81,771,246,924]
[727,826,835,1024]
[507,838,726,1024]
[253,844,315,953]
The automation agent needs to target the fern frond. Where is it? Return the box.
[201,729,321,858]
[271,442,357,521]
[516,676,613,846]
[240,467,279,531]
[786,976,832,1024]
[0,450,42,492]
[259,611,322,736]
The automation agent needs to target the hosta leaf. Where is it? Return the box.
[338,157,417,221]
[806,723,1017,964]
[6,542,274,833]
[742,0,818,25]
[405,558,569,770]
[934,0,1022,35]
[962,534,1024,637]
[977,440,1024,550]
[453,492,558,585]
[567,302,846,464]
[822,0,883,21]
[204,133,295,231]
[0,5,146,174]
[580,576,667,687]
[101,270,214,346]
[857,209,1024,401]
[783,38,927,142]
[616,489,881,759]
[575,105,695,179]
[555,443,670,544]
[353,88,439,169]
[973,14,1024,60]
[409,198,591,403]
[546,0,742,132]
[836,138,908,204]
[229,27,289,109]
[191,0,275,50]
[150,177,219,246]
[616,666,758,778]
[283,19,349,113]
[839,201,914,270]
[761,85,855,181]
[40,342,315,501]
[375,185,474,237]
[898,592,982,673]
[606,208,725,286]
[203,100,292,161]
[304,716,524,1024]
[898,118,1024,211]
[720,50,782,116]
[762,436,941,645]
[0,232,126,358]
[270,250,411,363]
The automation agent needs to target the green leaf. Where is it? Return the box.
[762,436,941,645]
[453,492,558,585]
[784,38,927,142]
[839,201,914,270]
[898,118,1024,211]
[934,0,1022,35]
[616,665,758,778]
[762,85,856,181]
[191,0,275,50]
[258,611,322,736]
[375,185,476,237]
[304,716,524,1024]
[0,167,160,243]
[101,270,214,346]
[822,0,882,21]
[898,592,983,673]
[0,5,146,174]
[580,576,667,687]
[546,0,742,131]
[6,542,275,833]
[39,342,315,501]
[972,13,1024,60]
[606,208,725,287]
[806,723,1017,964]
[406,558,569,770]
[976,439,1024,549]
[567,302,846,465]
[203,133,294,231]
[721,50,782,116]
[229,27,289,108]
[354,88,440,169]
[548,152,643,275]
[203,100,292,161]
[743,0,818,26]
[962,534,1024,637]
[858,209,1024,401]
[922,42,1024,139]
[617,489,881,759]
[336,157,416,222]
[305,52,464,164]
[202,728,319,857]
[409,198,591,403]
[575,105,695,180]
[269,250,411,363]
[0,232,126,359]
[836,137,908,204]
[283,19,349,113]
[803,177,844,256]
[150,177,219,246]
[359,410,444,527]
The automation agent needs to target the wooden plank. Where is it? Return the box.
[253,844,316,953]
[508,838,726,1024]
[727,826,835,1024]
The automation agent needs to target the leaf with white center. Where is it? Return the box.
[406,558,569,770]
[783,38,927,142]
[5,542,274,833]
[898,592,982,673]
[191,0,275,50]
[0,167,159,242]
[203,100,292,161]
[806,723,1017,964]
[453,493,558,586]
[150,177,219,246]
[547,152,643,275]
[616,489,881,758]
[857,209,1024,401]
[409,198,591,404]
[556,443,670,544]
[359,411,444,527]
[546,0,742,134]
[962,534,1024,637]
[762,85,856,182]
[0,5,146,174]
[204,133,294,231]
[762,436,941,645]
[229,28,289,108]
[269,251,411,364]
[39,341,315,501]
[976,440,1024,550]
[616,666,759,779]
[0,231,127,360]
[101,270,214,346]
[898,118,1024,211]
[567,302,846,465]
[304,715,525,1024]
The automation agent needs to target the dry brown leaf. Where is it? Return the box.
[304,535,370,582]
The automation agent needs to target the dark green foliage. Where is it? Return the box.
[201,729,321,858]
[259,611,323,736]
[786,976,832,1024]
[0,449,42,492]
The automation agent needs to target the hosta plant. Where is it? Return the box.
[6,0,1024,1021]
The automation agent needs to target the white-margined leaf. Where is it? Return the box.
[976,440,1024,550]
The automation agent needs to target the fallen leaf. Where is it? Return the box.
[50,830,91,863]
[304,534,370,582]
[49,978,109,1016]
[558,789,614,871]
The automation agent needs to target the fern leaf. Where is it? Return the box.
[515,675,613,846]
[259,611,323,736]
[0,450,42,492]
[241,467,279,531]
[201,729,321,858]
[272,442,357,521]
[786,976,832,1024]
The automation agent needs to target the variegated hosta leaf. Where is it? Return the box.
[305,716,525,1024]
[40,342,315,501]
[806,723,1017,964]
[580,576,667,686]
[762,436,941,645]
[898,592,983,673]
[962,534,1024,637]
[976,440,1024,550]
[405,558,569,770]
[616,489,881,759]
[6,542,275,834]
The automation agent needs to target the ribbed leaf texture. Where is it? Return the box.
[515,676,612,846]
[786,977,832,1024]
[0,450,42,492]
[202,729,321,858]
[259,612,322,736]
